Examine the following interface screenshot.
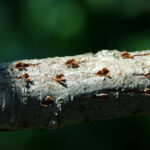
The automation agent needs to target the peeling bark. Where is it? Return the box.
[0,50,150,130]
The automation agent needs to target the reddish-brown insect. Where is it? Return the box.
[26,77,32,83]
[121,51,133,59]
[15,62,39,71]
[41,96,54,107]
[96,68,111,78]
[52,74,66,83]
[21,73,29,78]
[52,73,67,87]
[121,51,150,59]
[22,73,29,78]
[16,73,29,79]
[65,59,79,68]
[25,77,34,88]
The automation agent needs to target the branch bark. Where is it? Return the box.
[0,50,150,130]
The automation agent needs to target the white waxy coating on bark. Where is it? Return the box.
[12,50,150,101]
[0,50,150,130]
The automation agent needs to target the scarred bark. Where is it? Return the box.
[0,50,150,130]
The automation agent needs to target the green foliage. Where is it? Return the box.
[23,0,86,39]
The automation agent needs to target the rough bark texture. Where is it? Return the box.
[0,50,150,130]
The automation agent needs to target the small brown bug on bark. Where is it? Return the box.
[121,51,133,59]
[96,68,111,79]
[65,59,79,68]
[52,74,67,87]
[16,73,29,79]
[22,73,29,78]
[15,62,39,71]
[26,78,32,83]
[26,78,34,88]
[52,74,66,83]
[41,96,54,107]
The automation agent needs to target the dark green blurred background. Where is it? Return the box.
[1,0,150,150]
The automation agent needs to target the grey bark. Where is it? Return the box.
[0,50,150,130]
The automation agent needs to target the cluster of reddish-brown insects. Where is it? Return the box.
[14,62,36,86]
[14,51,150,107]
[14,62,53,107]
[121,51,150,79]
[121,51,150,96]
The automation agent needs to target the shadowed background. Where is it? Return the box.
[0,0,150,150]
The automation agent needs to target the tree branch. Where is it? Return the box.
[0,50,150,130]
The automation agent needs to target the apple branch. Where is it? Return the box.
[0,50,150,130]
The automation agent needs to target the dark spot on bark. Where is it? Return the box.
[96,68,111,79]
[41,96,54,107]
[65,59,79,68]
[26,78,34,88]
[52,74,67,88]
[10,67,13,72]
